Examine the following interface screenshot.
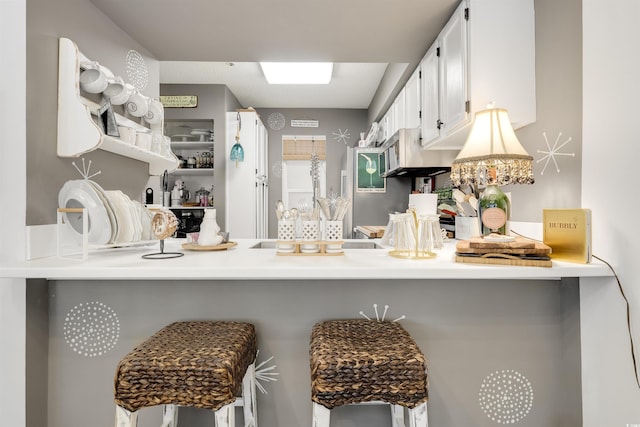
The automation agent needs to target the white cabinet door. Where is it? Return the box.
[255,120,268,238]
[226,111,268,239]
[421,42,440,146]
[392,88,405,133]
[404,67,421,130]
[439,1,469,136]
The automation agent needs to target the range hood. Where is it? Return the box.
[379,128,458,177]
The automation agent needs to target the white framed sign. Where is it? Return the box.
[291,119,319,128]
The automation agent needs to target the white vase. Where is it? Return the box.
[198,208,223,246]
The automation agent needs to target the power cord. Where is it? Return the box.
[591,254,640,390]
[510,229,640,390]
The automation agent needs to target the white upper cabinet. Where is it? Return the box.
[438,2,469,138]
[392,88,406,134]
[404,66,422,130]
[420,0,536,149]
[421,42,440,146]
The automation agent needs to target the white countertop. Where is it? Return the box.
[0,239,612,281]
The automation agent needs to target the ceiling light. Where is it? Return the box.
[259,62,333,84]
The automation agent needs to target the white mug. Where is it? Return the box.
[104,78,133,106]
[79,61,108,93]
[125,91,149,117]
[144,99,164,124]
[135,131,152,150]
[117,126,136,144]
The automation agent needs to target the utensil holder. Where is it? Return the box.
[277,220,296,253]
[301,220,320,253]
[325,220,343,253]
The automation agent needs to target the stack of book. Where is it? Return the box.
[543,208,592,264]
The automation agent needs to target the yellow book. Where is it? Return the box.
[543,208,592,263]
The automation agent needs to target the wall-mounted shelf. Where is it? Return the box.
[57,37,179,175]
[169,168,213,176]
[170,140,213,150]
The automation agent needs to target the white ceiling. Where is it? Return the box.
[89,0,459,109]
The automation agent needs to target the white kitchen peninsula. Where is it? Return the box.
[1,239,610,280]
[0,240,614,427]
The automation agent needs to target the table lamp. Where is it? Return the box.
[450,107,534,238]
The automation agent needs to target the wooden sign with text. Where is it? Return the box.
[159,95,198,108]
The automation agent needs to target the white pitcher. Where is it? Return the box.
[198,208,223,246]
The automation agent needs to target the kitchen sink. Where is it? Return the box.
[249,240,384,249]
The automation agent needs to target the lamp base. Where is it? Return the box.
[478,184,510,236]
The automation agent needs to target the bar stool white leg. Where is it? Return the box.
[242,362,258,427]
[390,404,405,427]
[312,402,331,427]
[215,402,236,427]
[408,402,428,427]
[115,405,138,427]
[161,404,179,427]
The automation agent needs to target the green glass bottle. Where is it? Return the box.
[478,184,510,236]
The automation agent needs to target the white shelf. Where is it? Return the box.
[169,168,214,176]
[170,140,213,150]
[57,38,179,175]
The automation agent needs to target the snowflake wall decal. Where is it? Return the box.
[125,50,148,91]
[537,132,575,175]
[267,112,286,131]
[359,304,406,322]
[254,349,279,394]
[333,129,351,145]
[479,369,534,424]
[63,301,120,357]
[271,161,282,178]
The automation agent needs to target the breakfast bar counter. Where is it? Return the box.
[0,239,615,427]
[0,239,612,281]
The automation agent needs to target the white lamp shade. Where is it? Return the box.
[450,107,534,186]
[455,108,531,161]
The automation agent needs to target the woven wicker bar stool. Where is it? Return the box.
[309,319,429,427]
[114,321,258,427]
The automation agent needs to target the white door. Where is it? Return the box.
[255,120,268,238]
[421,41,440,147]
[439,1,468,136]
[281,160,326,215]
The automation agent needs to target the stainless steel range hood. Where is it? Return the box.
[380,128,458,177]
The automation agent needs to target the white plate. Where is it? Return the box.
[58,180,112,245]
[87,180,118,244]
[134,201,153,241]
[105,191,135,244]
[127,198,142,242]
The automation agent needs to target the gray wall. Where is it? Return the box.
[160,84,242,229]
[255,108,369,238]
[45,278,582,427]
[27,0,162,225]
[506,0,583,222]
